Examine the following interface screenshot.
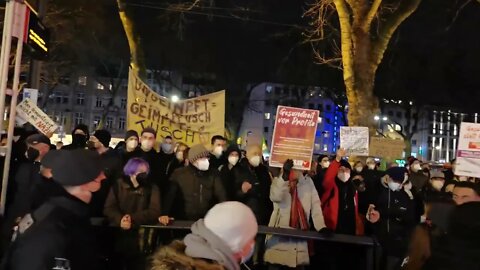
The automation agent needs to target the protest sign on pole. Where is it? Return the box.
[127,69,225,146]
[269,106,319,170]
[16,98,58,136]
[369,137,405,159]
[455,122,480,177]
[340,126,369,156]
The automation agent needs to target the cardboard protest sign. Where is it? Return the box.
[455,122,480,177]
[16,98,58,136]
[127,69,225,146]
[269,106,319,170]
[369,137,405,159]
[340,126,369,156]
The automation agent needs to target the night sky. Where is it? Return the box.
[93,0,480,109]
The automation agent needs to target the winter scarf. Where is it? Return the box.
[184,219,240,270]
[288,171,313,254]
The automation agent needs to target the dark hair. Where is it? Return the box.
[141,127,156,138]
[124,158,150,176]
[454,181,480,196]
[211,135,225,145]
[165,136,172,140]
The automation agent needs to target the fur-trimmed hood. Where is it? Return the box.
[149,240,226,270]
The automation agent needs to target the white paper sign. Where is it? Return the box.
[16,98,58,136]
[340,126,369,156]
[455,122,480,177]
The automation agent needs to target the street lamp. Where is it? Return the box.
[374,115,380,121]
[382,116,388,121]
[171,95,179,103]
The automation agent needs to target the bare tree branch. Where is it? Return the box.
[362,0,382,31]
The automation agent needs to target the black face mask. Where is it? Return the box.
[26,147,40,161]
[72,134,87,146]
[136,172,149,184]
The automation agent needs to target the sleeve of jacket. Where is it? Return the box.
[103,185,123,226]
[162,174,179,216]
[308,177,326,231]
[321,160,341,204]
[131,185,162,226]
[213,173,227,202]
[233,166,250,199]
[269,176,289,203]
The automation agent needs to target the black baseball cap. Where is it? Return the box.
[26,133,51,146]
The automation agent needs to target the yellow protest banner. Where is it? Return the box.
[127,69,225,146]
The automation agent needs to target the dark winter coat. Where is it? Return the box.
[219,163,239,201]
[232,161,272,225]
[103,177,161,227]
[1,195,101,270]
[163,165,227,220]
[373,185,416,257]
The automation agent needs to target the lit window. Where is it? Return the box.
[266,85,272,93]
[395,124,402,131]
[323,144,328,151]
[93,116,101,128]
[97,83,104,90]
[264,113,271,120]
[78,76,87,86]
[317,117,322,124]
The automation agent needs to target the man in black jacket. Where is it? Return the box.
[1,149,106,270]
[62,124,89,150]
[160,144,227,222]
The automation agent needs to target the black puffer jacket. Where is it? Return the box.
[163,165,227,220]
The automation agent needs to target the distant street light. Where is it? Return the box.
[171,95,179,103]
[382,116,388,121]
[374,115,380,121]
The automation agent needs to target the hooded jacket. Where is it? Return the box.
[321,160,364,235]
[149,220,240,270]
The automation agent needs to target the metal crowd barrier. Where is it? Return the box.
[141,221,379,270]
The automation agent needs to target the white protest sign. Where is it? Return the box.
[340,126,369,156]
[16,98,58,136]
[455,122,480,177]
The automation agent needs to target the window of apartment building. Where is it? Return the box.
[323,144,328,152]
[120,98,127,109]
[118,117,126,130]
[326,104,332,112]
[62,93,69,104]
[317,104,323,111]
[412,140,417,146]
[54,92,62,104]
[106,117,113,129]
[76,92,85,105]
[264,113,271,120]
[265,85,272,93]
[78,76,87,86]
[95,97,103,108]
[274,87,281,95]
[97,83,105,90]
[74,112,84,125]
[264,127,269,133]
[396,111,402,118]
[93,116,101,128]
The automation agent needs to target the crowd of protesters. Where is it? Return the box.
[0,123,479,270]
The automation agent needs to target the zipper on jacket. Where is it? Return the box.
[200,184,203,204]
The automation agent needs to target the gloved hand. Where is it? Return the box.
[282,159,294,181]
[318,227,334,237]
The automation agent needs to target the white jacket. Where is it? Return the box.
[264,175,326,267]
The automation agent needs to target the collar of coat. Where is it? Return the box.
[150,240,226,270]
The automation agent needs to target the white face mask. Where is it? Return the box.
[195,159,210,171]
[241,242,255,263]
[431,180,444,191]
[141,140,154,151]
[176,151,184,161]
[355,166,363,173]
[412,164,421,172]
[388,181,401,191]
[321,161,330,169]
[126,140,138,150]
[337,172,350,182]
[213,146,223,158]
[161,143,173,154]
[248,155,261,167]
[368,164,376,170]
[228,156,239,166]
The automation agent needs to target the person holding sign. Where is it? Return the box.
[321,148,364,236]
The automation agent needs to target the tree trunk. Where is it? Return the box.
[404,139,412,158]
[116,0,147,79]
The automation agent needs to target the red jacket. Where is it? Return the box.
[321,160,364,235]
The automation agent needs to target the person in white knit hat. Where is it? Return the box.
[150,201,258,270]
